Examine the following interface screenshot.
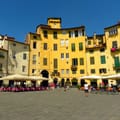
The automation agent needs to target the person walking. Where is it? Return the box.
[84,82,89,97]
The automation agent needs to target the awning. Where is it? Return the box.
[0,74,49,81]
[103,74,120,79]
[79,75,102,79]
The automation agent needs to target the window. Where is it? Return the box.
[100,56,106,64]
[61,69,64,74]
[33,42,36,49]
[72,70,76,74]
[88,41,91,45]
[53,31,57,39]
[66,69,69,74]
[54,59,58,68]
[33,35,37,39]
[43,43,47,50]
[114,56,120,67]
[53,44,57,51]
[38,52,40,57]
[75,30,78,37]
[43,58,47,65]
[78,30,83,36]
[80,69,84,74]
[65,39,69,46]
[43,30,48,38]
[61,53,64,59]
[66,53,69,59]
[69,31,71,38]
[22,65,26,72]
[109,27,118,36]
[60,39,65,46]
[99,68,107,73]
[72,58,78,66]
[112,41,118,48]
[32,55,36,64]
[0,52,4,58]
[91,69,95,74]
[23,53,27,60]
[69,31,75,38]
[79,42,83,50]
[62,30,66,34]
[32,69,36,74]
[71,31,75,37]
[90,57,95,65]
[80,58,84,65]
[71,43,75,51]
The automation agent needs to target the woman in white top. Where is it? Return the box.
[84,82,89,97]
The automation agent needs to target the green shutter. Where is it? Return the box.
[79,43,83,50]
[114,57,120,67]
[101,56,106,64]
[71,43,75,51]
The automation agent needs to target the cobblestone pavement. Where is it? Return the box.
[0,88,120,120]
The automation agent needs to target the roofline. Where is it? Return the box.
[104,23,120,30]
[0,48,8,51]
[47,17,62,22]
[36,24,85,31]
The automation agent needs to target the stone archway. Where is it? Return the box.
[61,78,65,87]
[40,70,49,87]
[41,70,49,78]
[71,78,78,87]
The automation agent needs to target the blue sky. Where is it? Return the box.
[0,0,120,42]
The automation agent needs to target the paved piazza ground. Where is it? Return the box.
[0,88,120,120]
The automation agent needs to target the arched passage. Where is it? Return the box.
[40,70,49,87]
[81,79,85,87]
[71,78,78,87]
[41,70,49,78]
[61,78,65,87]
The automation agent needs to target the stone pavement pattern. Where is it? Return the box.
[0,88,120,120]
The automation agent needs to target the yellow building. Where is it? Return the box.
[85,33,109,86]
[26,17,87,87]
[104,23,120,85]
[26,18,120,88]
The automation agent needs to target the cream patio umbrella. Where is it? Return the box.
[27,76,49,81]
[0,74,28,80]
[0,74,49,81]
[80,75,102,79]
[103,74,120,79]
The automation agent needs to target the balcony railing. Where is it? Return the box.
[51,72,60,76]
[86,43,106,49]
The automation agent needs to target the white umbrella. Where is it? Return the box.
[80,75,102,79]
[0,74,49,81]
[0,74,28,80]
[28,76,49,81]
[103,74,120,79]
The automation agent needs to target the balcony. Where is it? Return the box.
[71,65,77,71]
[51,72,60,76]
[86,43,106,49]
